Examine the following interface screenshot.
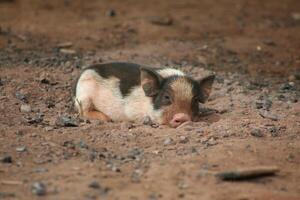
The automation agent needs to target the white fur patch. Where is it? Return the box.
[124,86,162,123]
[75,70,127,121]
[157,68,185,78]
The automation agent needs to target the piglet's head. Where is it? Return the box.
[140,67,215,128]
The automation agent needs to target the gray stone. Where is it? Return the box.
[142,116,153,126]
[32,182,46,196]
[56,116,78,127]
[250,128,263,137]
[163,137,173,145]
[15,91,28,103]
[89,181,100,189]
[106,9,116,17]
[16,146,26,152]
[20,104,31,113]
[179,136,189,143]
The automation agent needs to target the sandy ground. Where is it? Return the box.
[0,0,300,199]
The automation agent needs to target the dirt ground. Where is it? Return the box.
[0,0,300,199]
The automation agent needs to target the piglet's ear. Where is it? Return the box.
[140,67,162,97]
[198,74,215,103]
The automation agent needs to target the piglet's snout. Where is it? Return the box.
[169,113,191,128]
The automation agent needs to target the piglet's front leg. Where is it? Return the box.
[83,110,113,122]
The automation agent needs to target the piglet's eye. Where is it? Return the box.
[194,96,201,102]
[162,94,172,105]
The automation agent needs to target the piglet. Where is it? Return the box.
[74,62,215,128]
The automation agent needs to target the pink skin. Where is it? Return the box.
[169,113,191,128]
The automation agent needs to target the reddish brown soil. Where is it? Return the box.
[0,0,300,200]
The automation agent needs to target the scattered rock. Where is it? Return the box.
[56,116,78,127]
[45,98,55,108]
[20,104,31,113]
[88,181,110,196]
[216,166,279,180]
[255,98,272,110]
[206,137,218,146]
[263,39,276,46]
[259,110,280,121]
[106,9,116,17]
[179,136,189,144]
[62,140,76,149]
[32,168,48,173]
[148,192,162,200]
[131,170,142,183]
[59,48,76,55]
[199,107,218,116]
[277,94,288,102]
[0,155,12,163]
[127,148,142,159]
[163,137,173,146]
[287,153,295,162]
[88,181,100,189]
[15,91,28,103]
[142,116,153,126]
[0,192,15,198]
[178,181,189,189]
[16,146,26,152]
[57,42,73,48]
[291,13,300,21]
[121,122,135,130]
[269,126,278,137]
[279,82,295,92]
[32,182,47,196]
[148,16,173,26]
[45,126,54,131]
[250,128,263,137]
[294,72,300,80]
[78,140,88,149]
[25,113,44,124]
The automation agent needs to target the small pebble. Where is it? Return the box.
[127,148,142,159]
[269,126,279,137]
[259,110,280,121]
[279,82,295,92]
[163,137,173,145]
[20,104,31,113]
[250,128,263,137]
[32,168,48,173]
[25,113,44,124]
[32,182,46,196]
[142,116,153,126]
[56,116,78,127]
[45,126,54,131]
[291,12,300,20]
[59,48,76,55]
[255,98,272,110]
[106,9,116,17]
[0,192,15,198]
[0,155,12,163]
[57,42,73,48]
[89,181,100,189]
[15,91,28,103]
[179,136,189,143]
[149,16,173,26]
[78,140,88,149]
[16,146,26,152]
